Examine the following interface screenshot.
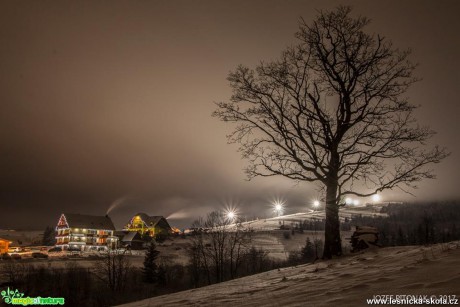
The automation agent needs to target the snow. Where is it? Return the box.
[0,229,43,246]
[228,206,387,232]
[117,241,460,307]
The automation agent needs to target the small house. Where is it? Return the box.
[120,232,144,250]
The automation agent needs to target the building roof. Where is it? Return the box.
[135,213,165,227]
[62,213,116,230]
[126,213,172,231]
[114,230,127,238]
[121,232,142,242]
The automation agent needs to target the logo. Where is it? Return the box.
[1,288,65,306]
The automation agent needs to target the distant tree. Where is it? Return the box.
[313,238,323,260]
[187,211,252,284]
[396,226,406,246]
[141,233,153,243]
[42,226,55,246]
[423,214,435,244]
[417,224,424,245]
[244,246,270,274]
[155,233,167,243]
[94,252,132,292]
[287,250,302,265]
[301,237,316,262]
[157,264,167,286]
[214,6,448,258]
[283,231,291,239]
[452,223,458,241]
[188,235,208,287]
[143,242,160,283]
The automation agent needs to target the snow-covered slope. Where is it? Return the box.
[231,206,387,232]
[118,242,460,307]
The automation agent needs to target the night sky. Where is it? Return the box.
[1,0,459,230]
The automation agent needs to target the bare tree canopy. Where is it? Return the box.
[213,6,448,258]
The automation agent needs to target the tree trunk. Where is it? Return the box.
[322,180,342,259]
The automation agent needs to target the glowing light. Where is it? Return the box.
[313,200,320,207]
[353,199,360,206]
[273,200,285,216]
[227,211,235,220]
[372,194,381,202]
[224,206,239,222]
[345,198,352,205]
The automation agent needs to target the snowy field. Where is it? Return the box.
[118,241,460,307]
[0,206,386,274]
[0,229,43,246]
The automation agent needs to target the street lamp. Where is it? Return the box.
[345,197,352,205]
[313,200,320,208]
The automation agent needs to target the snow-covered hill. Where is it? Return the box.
[118,242,460,307]
[230,205,387,232]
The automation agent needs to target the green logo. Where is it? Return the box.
[1,288,65,306]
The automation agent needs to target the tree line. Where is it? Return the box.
[347,201,460,246]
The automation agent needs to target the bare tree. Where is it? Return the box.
[187,211,252,284]
[227,224,252,279]
[213,6,448,258]
[93,251,132,292]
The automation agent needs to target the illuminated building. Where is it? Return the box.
[55,213,118,251]
[0,238,12,254]
[124,213,172,238]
